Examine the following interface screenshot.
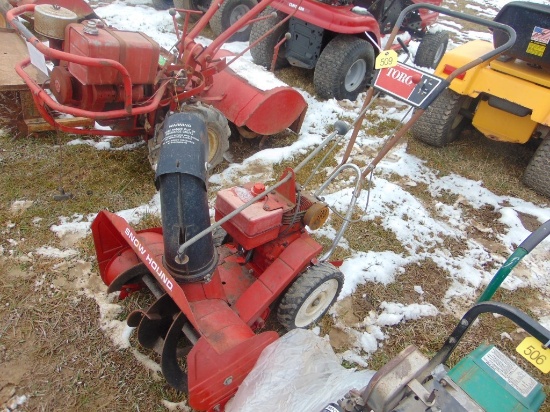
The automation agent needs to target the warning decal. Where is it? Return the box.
[482,346,538,398]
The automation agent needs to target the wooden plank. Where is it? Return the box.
[0,31,47,92]
[24,116,95,133]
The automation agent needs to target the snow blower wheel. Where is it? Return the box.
[277,262,344,330]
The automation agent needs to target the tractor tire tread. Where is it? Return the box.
[174,0,204,20]
[314,35,374,101]
[523,135,550,198]
[277,262,344,331]
[249,7,289,69]
[410,89,469,147]
[414,31,449,69]
[152,0,173,10]
[148,104,230,171]
[210,0,256,41]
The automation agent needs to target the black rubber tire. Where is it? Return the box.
[173,0,209,20]
[249,7,290,70]
[0,0,12,29]
[410,89,473,147]
[277,262,344,331]
[210,0,257,42]
[313,35,375,101]
[414,31,449,69]
[152,0,173,10]
[148,104,230,171]
[523,135,550,198]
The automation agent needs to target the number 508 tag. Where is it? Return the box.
[516,336,550,373]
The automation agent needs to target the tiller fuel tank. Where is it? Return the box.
[91,111,335,411]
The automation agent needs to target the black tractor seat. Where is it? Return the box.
[493,1,550,71]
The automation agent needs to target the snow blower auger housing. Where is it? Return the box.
[5,0,307,168]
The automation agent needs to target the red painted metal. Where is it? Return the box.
[92,211,204,337]
[7,0,307,139]
[90,156,338,411]
[268,0,443,49]
[271,0,383,36]
[214,184,285,250]
[235,233,322,325]
[66,25,160,86]
[91,208,310,411]
[15,56,169,116]
[203,51,307,135]
[187,330,278,411]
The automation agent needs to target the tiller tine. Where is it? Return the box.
[203,50,307,135]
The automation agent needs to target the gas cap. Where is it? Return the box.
[34,4,78,40]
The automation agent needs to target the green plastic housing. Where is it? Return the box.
[447,344,545,412]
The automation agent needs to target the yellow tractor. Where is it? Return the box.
[411,1,550,197]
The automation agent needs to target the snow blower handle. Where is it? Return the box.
[477,219,550,303]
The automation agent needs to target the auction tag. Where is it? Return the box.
[375,50,398,69]
[26,41,49,76]
[516,336,550,374]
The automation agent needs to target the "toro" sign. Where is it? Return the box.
[374,62,443,108]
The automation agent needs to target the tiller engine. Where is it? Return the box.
[6,0,307,167]
[91,111,348,410]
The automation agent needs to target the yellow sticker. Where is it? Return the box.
[375,50,399,69]
[516,336,550,374]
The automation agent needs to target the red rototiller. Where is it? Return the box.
[5,0,307,167]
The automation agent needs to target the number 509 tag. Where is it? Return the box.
[516,336,550,374]
[375,50,398,69]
